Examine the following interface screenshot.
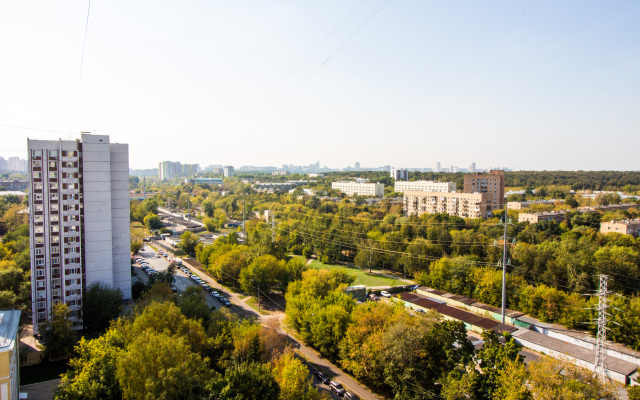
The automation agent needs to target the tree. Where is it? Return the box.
[203,217,219,232]
[178,231,200,256]
[219,362,279,400]
[40,303,78,361]
[116,330,212,400]
[210,248,248,287]
[273,351,327,400]
[143,213,160,230]
[130,240,143,254]
[178,286,212,327]
[83,282,123,332]
[239,255,286,296]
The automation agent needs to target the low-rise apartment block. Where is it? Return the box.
[0,310,20,400]
[507,200,561,210]
[331,181,384,197]
[404,191,488,219]
[578,204,638,213]
[518,211,566,224]
[394,180,456,193]
[600,219,640,237]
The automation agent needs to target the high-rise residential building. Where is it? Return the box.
[463,170,505,215]
[223,166,234,177]
[390,168,409,181]
[158,161,199,180]
[404,191,488,219]
[435,162,441,172]
[394,180,456,193]
[0,310,21,400]
[28,134,131,334]
[332,181,385,197]
[470,162,476,173]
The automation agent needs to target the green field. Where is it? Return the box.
[292,256,405,287]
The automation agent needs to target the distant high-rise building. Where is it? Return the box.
[223,166,234,177]
[470,162,476,173]
[436,162,441,172]
[355,162,360,170]
[28,134,131,334]
[159,161,199,180]
[390,168,409,181]
[463,170,505,215]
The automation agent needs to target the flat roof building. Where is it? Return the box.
[404,191,488,219]
[507,200,562,210]
[0,310,21,400]
[28,134,131,334]
[394,180,456,194]
[331,181,384,197]
[463,170,505,215]
[601,219,640,237]
[518,211,566,224]
[390,168,409,181]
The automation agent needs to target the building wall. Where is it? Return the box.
[109,143,132,299]
[394,180,456,193]
[463,170,505,214]
[331,182,384,197]
[404,191,488,218]
[0,311,21,400]
[601,220,640,237]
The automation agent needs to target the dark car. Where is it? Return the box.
[314,371,330,384]
[344,392,359,400]
[329,381,346,396]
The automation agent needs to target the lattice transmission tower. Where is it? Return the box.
[593,274,611,383]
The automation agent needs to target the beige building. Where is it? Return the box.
[332,181,384,197]
[394,180,456,193]
[518,211,566,224]
[464,170,505,215]
[600,219,640,237]
[0,310,20,400]
[404,191,488,218]
[507,200,561,210]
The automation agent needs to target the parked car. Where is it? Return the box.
[170,285,177,293]
[329,381,346,396]
[344,392,359,400]
[408,284,419,291]
[368,294,379,301]
[380,291,391,298]
[314,371,330,384]
[156,253,161,258]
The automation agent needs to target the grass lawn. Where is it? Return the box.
[292,256,405,287]
[20,359,69,385]
[245,297,271,315]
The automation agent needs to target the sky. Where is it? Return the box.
[1,1,639,171]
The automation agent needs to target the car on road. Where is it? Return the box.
[368,294,379,301]
[408,284,419,291]
[344,392,359,400]
[329,381,346,396]
[156,253,161,258]
[211,291,221,299]
[314,371,330,384]
[380,291,391,298]
[220,298,232,307]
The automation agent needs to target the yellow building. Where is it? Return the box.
[0,310,20,400]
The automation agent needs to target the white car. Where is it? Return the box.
[380,291,391,298]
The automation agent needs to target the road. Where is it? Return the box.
[133,245,378,400]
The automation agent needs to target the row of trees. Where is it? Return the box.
[284,269,620,400]
[55,282,327,400]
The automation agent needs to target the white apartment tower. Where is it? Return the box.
[28,134,131,334]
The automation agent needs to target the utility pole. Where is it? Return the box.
[257,281,260,313]
[501,202,508,324]
[594,274,611,383]
[271,211,276,242]
[242,185,246,241]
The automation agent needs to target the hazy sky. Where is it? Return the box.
[1,1,639,170]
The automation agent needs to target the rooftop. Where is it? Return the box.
[0,310,21,351]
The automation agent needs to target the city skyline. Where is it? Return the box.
[1,1,639,170]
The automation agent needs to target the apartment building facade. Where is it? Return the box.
[28,134,131,334]
[600,219,640,237]
[390,168,409,181]
[463,170,505,215]
[158,161,200,180]
[518,211,566,224]
[394,180,456,193]
[0,310,20,400]
[404,191,488,219]
[331,181,385,197]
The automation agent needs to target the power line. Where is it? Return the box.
[72,0,92,131]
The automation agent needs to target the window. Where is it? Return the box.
[32,160,42,167]
[51,235,59,243]
[49,150,58,157]
[34,183,43,190]
[35,248,44,255]
[36,270,45,277]
[51,246,59,254]
[51,215,59,222]
[49,172,57,179]
[49,161,57,168]
[52,267,60,276]
[34,215,44,223]
[37,301,46,309]
[35,193,43,201]
[50,193,58,201]
[50,182,58,189]
[51,204,59,211]
[52,289,61,296]
[37,290,45,299]
[37,280,45,288]
[35,237,44,244]
[37,312,46,320]
[51,225,59,233]
[35,204,44,212]
[33,171,41,179]
[52,257,60,264]
[33,150,42,157]
[52,278,61,286]
[36,258,45,266]
[35,226,44,234]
